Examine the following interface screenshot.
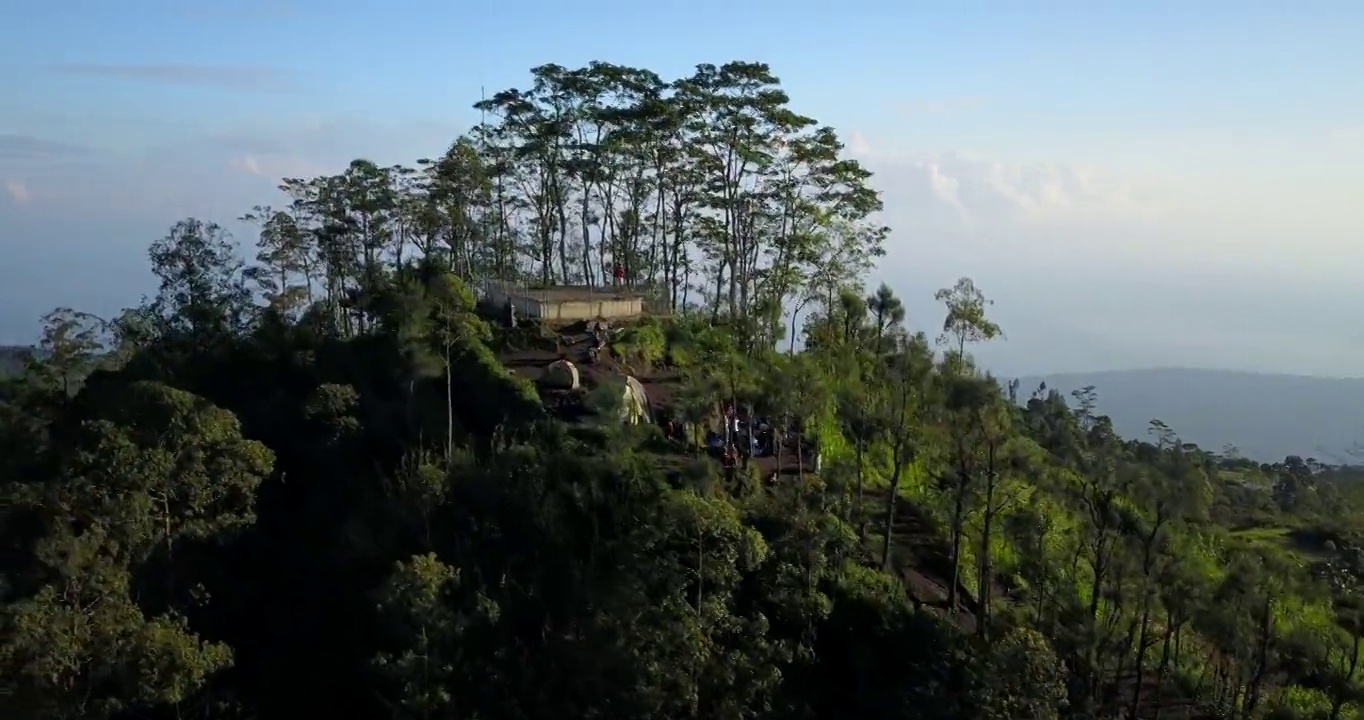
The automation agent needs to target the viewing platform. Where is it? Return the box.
[481,281,645,321]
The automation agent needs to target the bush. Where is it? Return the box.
[1265,685,1334,719]
[612,320,666,368]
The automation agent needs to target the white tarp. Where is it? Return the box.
[621,375,651,424]
[542,359,581,390]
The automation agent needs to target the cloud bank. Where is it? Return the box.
[845,136,1364,377]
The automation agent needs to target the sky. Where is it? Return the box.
[2,0,1363,377]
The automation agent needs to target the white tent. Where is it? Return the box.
[542,359,581,390]
[620,375,651,425]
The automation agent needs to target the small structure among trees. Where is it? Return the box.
[482,282,643,322]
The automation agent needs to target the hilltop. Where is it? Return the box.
[1016,367,1364,462]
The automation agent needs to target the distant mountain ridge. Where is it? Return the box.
[1013,367,1364,463]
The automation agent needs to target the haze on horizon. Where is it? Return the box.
[2,0,1361,378]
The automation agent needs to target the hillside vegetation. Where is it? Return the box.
[0,346,31,378]
[5,60,1364,720]
[1018,369,1364,463]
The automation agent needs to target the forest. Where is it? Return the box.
[4,59,1364,720]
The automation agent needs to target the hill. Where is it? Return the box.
[1015,367,1364,462]
[11,59,1364,720]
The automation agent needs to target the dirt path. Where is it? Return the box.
[860,488,980,622]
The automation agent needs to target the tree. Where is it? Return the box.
[371,553,499,720]
[934,276,1002,370]
[878,333,933,571]
[866,282,905,353]
[147,218,252,342]
[984,627,1068,720]
[835,373,881,538]
[33,307,108,399]
[930,277,1004,618]
[1317,542,1364,720]
[240,205,314,316]
[3,381,270,720]
[59,381,273,570]
[967,378,1018,637]
[1126,422,1212,716]
[425,273,486,459]
[2,557,234,720]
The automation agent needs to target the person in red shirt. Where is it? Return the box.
[612,261,625,286]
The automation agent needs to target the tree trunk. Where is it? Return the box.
[1151,608,1175,720]
[946,474,966,615]
[854,437,866,538]
[445,345,454,461]
[880,464,902,570]
[1131,595,1153,719]
[1128,520,1162,718]
[788,298,809,356]
[1243,596,1274,719]
[977,471,996,637]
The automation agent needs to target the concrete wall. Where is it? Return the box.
[538,297,642,321]
[481,280,643,320]
[482,282,541,318]
[482,281,511,307]
[510,296,544,317]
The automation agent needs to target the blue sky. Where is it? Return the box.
[3,0,1363,375]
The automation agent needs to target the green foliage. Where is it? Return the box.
[1,382,267,719]
[584,375,627,423]
[1266,685,1335,719]
[4,566,233,720]
[983,627,1068,719]
[371,553,499,719]
[612,316,667,368]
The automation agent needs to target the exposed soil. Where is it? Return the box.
[494,317,814,477]
[864,488,979,616]
[498,319,646,389]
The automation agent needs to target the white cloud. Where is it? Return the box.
[5,179,31,204]
[861,142,1363,284]
[857,150,1175,232]
[841,138,1364,377]
[848,133,1171,228]
[923,161,969,222]
[229,156,264,176]
[228,153,329,180]
[846,131,873,158]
